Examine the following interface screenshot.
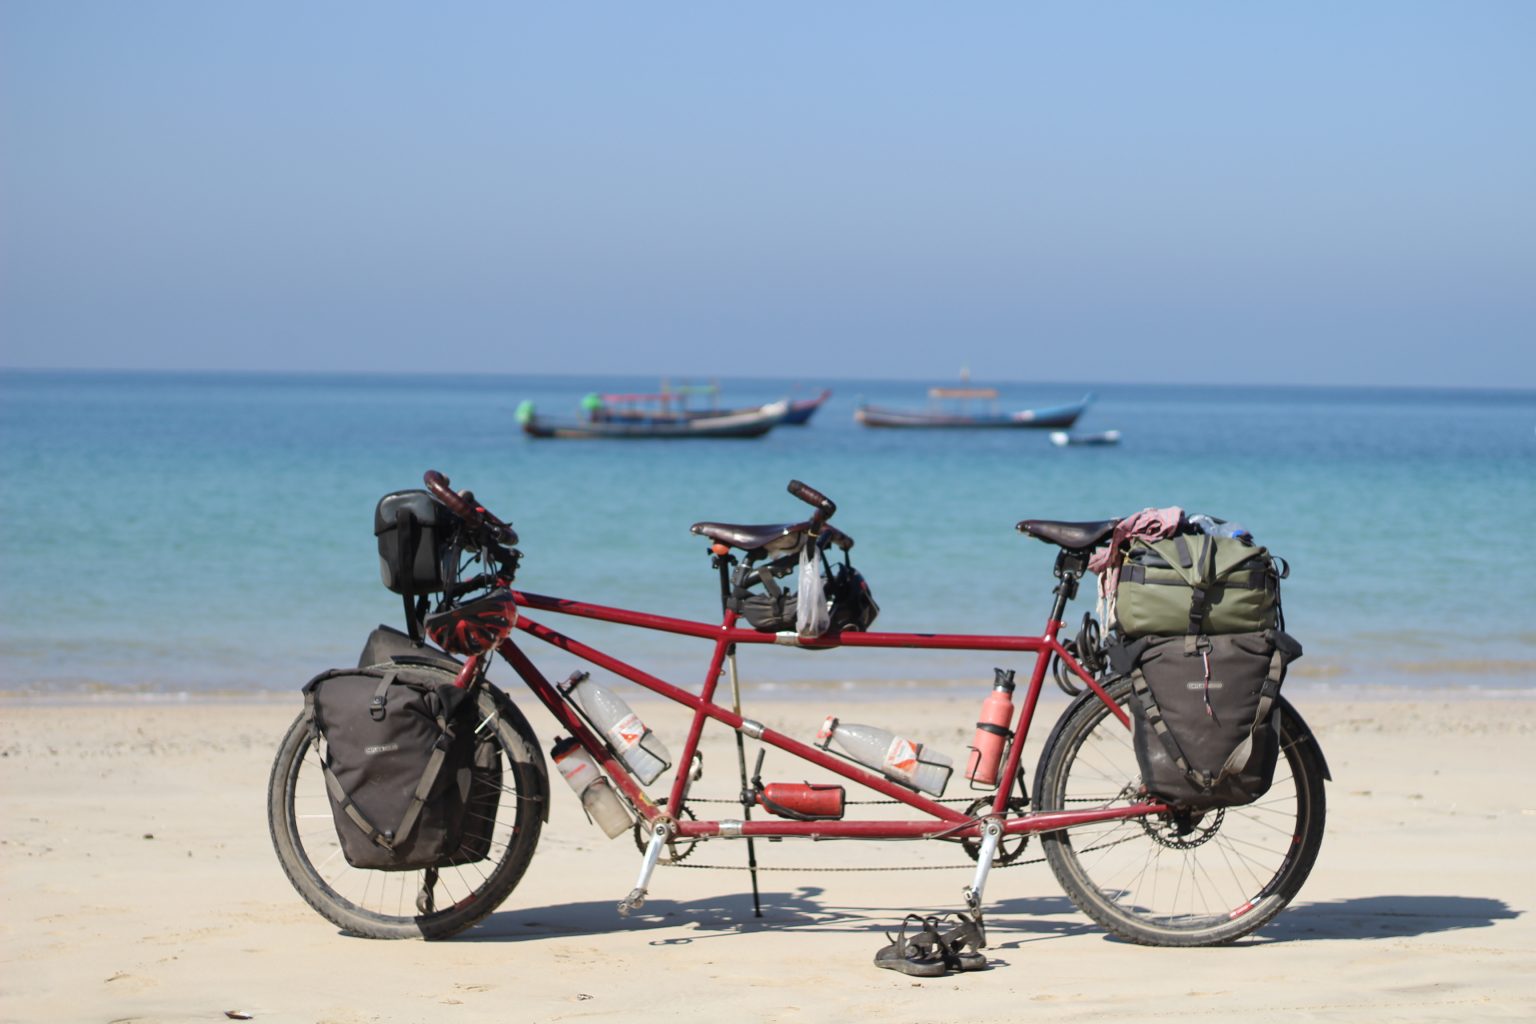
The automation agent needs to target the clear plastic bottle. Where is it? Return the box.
[816,715,952,796]
[1189,514,1251,540]
[965,668,1016,785]
[562,673,672,785]
[551,736,632,839]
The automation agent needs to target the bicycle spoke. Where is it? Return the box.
[1038,678,1325,945]
[269,691,543,938]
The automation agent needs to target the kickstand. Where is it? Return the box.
[416,865,439,915]
[726,648,763,918]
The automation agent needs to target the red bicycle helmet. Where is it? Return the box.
[426,589,516,656]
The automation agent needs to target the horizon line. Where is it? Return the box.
[3,365,1535,398]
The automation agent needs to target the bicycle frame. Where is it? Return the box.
[275,470,1324,942]
[468,580,1164,847]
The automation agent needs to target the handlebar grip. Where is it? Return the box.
[425,470,518,545]
[424,470,478,523]
[821,523,854,551]
[787,480,836,517]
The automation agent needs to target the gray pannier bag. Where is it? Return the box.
[1109,629,1303,810]
[1113,532,1285,638]
[304,658,485,871]
[352,625,503,867]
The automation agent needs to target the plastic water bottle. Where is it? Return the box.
[562,673,672,785]
[1189,514,1251,540]
[552,737,632,839]
[816,715,952,796]
[965,668,1016,785]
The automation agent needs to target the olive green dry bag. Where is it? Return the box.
[1113,533,1285,638]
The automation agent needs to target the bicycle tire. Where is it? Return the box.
[268,684,545,939]
[1034,676,1326,946]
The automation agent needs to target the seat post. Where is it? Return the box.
[1049,549,1088,623]
[712,546,736,614]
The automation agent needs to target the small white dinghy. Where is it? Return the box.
[1049,429,1121,447]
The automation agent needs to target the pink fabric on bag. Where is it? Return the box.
[1090,506,1185,626]
[1088,506,1185,575]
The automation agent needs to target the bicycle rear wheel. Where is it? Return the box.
[268,684,545,939]
[1034,676,1326,946]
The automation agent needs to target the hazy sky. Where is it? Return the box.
[2,2,1532,387]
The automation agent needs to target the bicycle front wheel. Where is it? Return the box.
[268,684,545,939]
[1034,676,1326,946]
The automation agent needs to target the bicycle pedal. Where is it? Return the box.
[617,887,647,916]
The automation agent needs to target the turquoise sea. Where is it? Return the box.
[2,370,1534,698]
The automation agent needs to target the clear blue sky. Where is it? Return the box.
[2,2,1532,388]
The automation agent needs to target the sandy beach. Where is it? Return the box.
[3,689,1534,1024]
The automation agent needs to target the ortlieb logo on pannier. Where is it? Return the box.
[304,646,500,871]
[1113,532,1286,639]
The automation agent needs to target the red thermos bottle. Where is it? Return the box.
[965,669,1016,785]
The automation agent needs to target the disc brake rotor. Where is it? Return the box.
[1141,806,1225,850]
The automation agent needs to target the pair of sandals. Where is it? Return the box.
[873,911,988,976]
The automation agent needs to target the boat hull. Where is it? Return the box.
[522,400,789,440]
[598,388,830,427]
[780,389,832,425]
[1049,429,1121,446]
[855,396,1089,430]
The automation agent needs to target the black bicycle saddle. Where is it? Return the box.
[1015,518,1120,551]
[692,520,854,554]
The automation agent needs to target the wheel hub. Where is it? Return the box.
[1142,806,1225,849]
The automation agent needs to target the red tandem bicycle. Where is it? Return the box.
[268,471,1328,949]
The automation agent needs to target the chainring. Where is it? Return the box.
[631,804,700,864]
[961,796,1031,865]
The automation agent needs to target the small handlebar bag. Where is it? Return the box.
[375,490,461,597]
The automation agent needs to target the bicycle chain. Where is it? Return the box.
[659,828,1146,874]
[664,857,1045,872]
[651,796,1146,873]
[685,796,986,807]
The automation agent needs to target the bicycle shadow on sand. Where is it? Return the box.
[461,888,1098,946]
[461,892,1520,947]
[1251,895,1520,943]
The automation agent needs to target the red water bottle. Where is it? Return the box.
[965,669,1016,785]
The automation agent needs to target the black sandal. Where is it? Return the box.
[938,911,989,972]
[873,913,949,977]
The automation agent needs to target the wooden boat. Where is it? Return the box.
[597,384,830,427]
[1049,429,1121,447]
[593,382,722,420]
[856,387,1092,429]
[780,388,832,425]
[517,398,789,439]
